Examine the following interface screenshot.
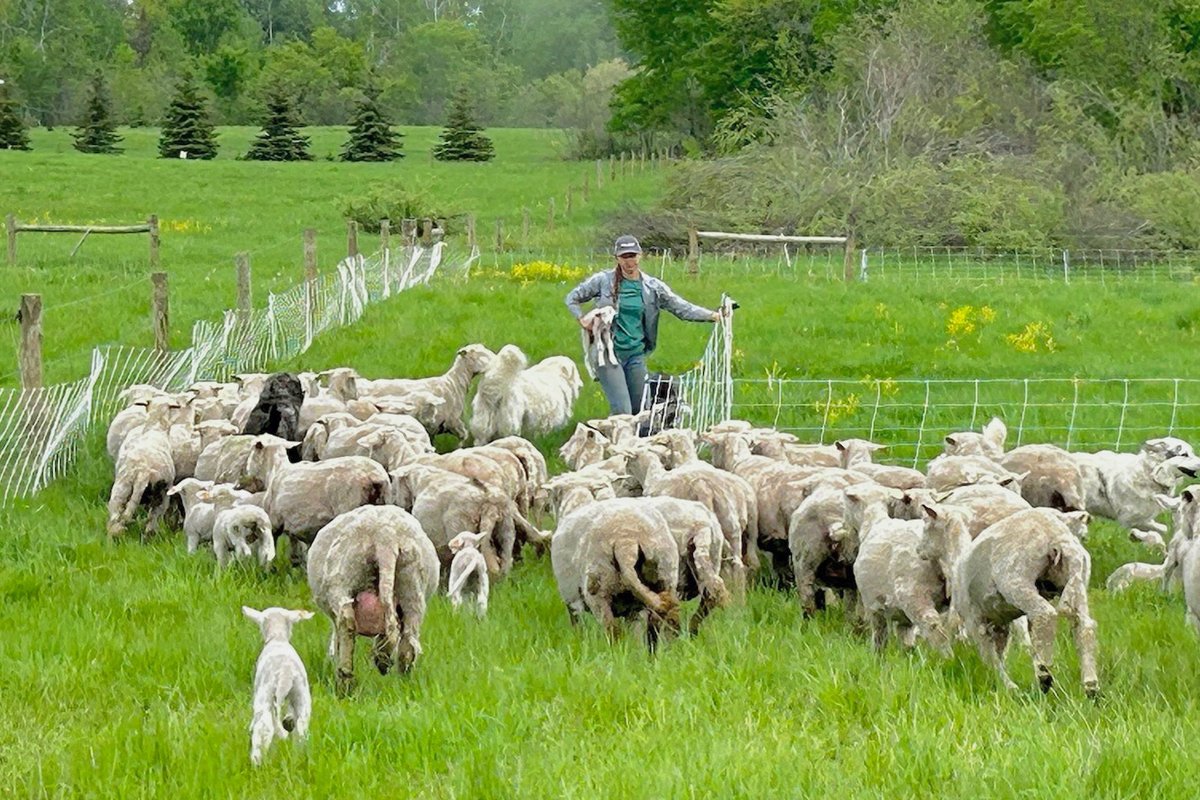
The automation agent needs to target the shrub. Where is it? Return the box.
[341,186,445,229]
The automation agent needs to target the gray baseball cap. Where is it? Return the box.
[613,235,642,256]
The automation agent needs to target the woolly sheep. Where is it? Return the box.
[470,344,582,445]
[241,606,313,766]
[306,505,439,691]
[320,425,421,471]
[359,344,495,439]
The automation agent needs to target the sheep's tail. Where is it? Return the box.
[612,539,675,617]
[120,470,151,530]
[374,540,401,645]
[1055,539,1092,616]
[449,552,481,597]
[365,472,391,506]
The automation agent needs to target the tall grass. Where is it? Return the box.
[2,136,1200,797]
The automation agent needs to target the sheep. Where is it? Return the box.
[903,483,1032,540]
[107,399,151,461]
[551,498,681,650]
[415,446,530,515]
[241,606,313,766]
[241,373,305,442]
[358,343,495,439]
[559,423,613,471]
[319,367,360,402]
[1075,445,1200,540]
[243,435,391,554]
[645,428,699,468]
[470,344,582,445]
[585,414,642,447]
[925,455,1022,493]
[853,498,949,654]
[107,397,177,538]
[942,416,1008,459]
[635,496,731,633]
[487,435,550,518]
[626,447,754,594]
[363,412,434,452]
[229,373,272,431]
[170,419,239,481]
[306,505,439,691]
[447,531,489,616]
[1105,561,1167,593]
[299,412,363,461]
[166,477,217,553]
[194,435,258,486]
[204,485,275,569]
[541,472,619,519]
[1000,444,1085,511]
[320,425,421,472]
[1155,487,1200,592]
[580,305,618,377]
[940,507,1099,696]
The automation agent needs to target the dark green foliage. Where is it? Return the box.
[0,82,31,151]
[72,72,123,155]
[340,186,443,229]
[244,89,311,161]
[433,87,494,162]
[339,85,404,162]
[158,72,219,160]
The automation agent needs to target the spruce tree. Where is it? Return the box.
[432,86,494,162]
[340,85,404,162]
[72,71,123,154]
[0,80,30,151]
[245,89,311,161]
[158,72,218,159]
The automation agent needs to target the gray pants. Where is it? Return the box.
[596,351,647,416]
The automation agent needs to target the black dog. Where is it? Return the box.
[638,372,685,436]
[241,372,305,442]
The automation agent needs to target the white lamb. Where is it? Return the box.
[166,477,217,553]
[579,306,618,378]
[470,344,582,445]
[205,485,275,569]
[447,531,490,617]
[241,606,313,766]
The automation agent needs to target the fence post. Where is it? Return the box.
[235,252,252,328]
[151,272,169,351]
[380,218,390,252]
[303,229,317,340]
[619,151,626,177]
[5,214,15,266]
[522,208,530,248]
[595,159,604,190]
[432,218,446,243]
[640,150,646,172]
[380,219,391,296]
[421,218,433,247]
[494,219,504,253]
[346,220,358,257]
[547,197,556,231]
[401,218,418,247]
[843,232,857,283]
[1062,249,1070,284]
[465,215,476,250]
[609,155,615,182]
[18,294,41,389]
[687,228,699,274]
[148,215,160,271]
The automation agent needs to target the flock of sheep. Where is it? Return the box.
[102,343,1200,764]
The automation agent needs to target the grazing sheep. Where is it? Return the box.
[242,373,305,442]
[107,397,177,538]
[241,606,313,766]
[470,344,582,445]
[925,455,1022,493]
[943,508,1099,696]
[359,344,495,440]
[551,498,681,650]
[447,531,489,616]
[306,506,439,691]
[540,472,619,519]
[244,436,391,553]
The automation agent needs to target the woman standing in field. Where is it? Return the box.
[565,234,724,415]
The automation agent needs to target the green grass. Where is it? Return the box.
[3,134,1200,797]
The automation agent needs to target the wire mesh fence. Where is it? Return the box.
[732,377,1200,468]
[0,241,477,505]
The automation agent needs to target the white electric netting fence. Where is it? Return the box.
[0,241,478,505]
[732,377,1200,467]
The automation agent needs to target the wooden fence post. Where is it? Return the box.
[380,218,390,252]
[401,218,418,247]
[494,219,504,253]
[235,253,252,327]
[687,228,699,275]
[421,218,433,246]
[609,155,615,182]
[346,220,359,257]
[18,294,41,389]
[148,215,160,270]
[5,214,15,266]
[619,151,626,177]
[547,197,555,232]
[151,272,169,352]
[843,231,857,283]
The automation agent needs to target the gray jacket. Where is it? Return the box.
[565,270,714,355]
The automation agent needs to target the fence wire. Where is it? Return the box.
[0,242,477,505]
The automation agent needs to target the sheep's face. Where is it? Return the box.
[456,343,496,375]
[243,606,313,643]
[918,503,970,565]
[1143,437,1196,461]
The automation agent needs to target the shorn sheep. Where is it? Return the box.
[241,606,313,766]
[470,344,582,445]
[447,531,490,616]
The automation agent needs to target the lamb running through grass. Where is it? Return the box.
[241,606,313,766]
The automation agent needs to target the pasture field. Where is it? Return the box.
[0,127,662,386]
[4,136,1200,797]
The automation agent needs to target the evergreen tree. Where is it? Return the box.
[158,72,218,159]
[432,87,494,162]
[245,89,311,161]
[340,85,404,162]
[72,71,123,154]
[0,80,31,151]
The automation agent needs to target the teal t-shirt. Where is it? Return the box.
[613,278,645,356]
